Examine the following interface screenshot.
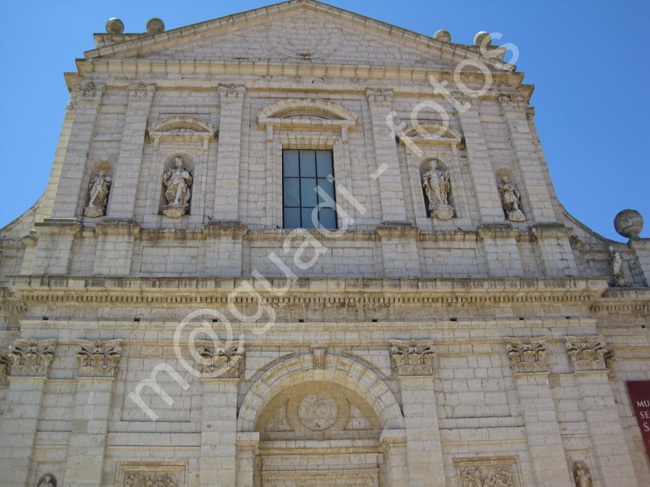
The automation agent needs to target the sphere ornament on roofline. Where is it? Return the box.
[614,209,644,239]
[105,18,124,35]
[474,31,491,47]
[146,18,165,34]
[434,30,451,43]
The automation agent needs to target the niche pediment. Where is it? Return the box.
[147,116,216,151]
[397,121,463,148]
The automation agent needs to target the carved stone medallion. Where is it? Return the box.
[267,18,340,59]
[298,393,338,431]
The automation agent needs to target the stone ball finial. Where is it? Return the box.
[434,30,452,43]
[614,209,644,239]
[105,18,125,35]
[146,18,165,34]
[474,31,492,47]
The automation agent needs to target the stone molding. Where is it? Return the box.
[218,84,246,102]
[505,337,548,374]
[33,218,82,236]
[376,223,420,239]
[76,339,122,377]
[257,98,357,132]
[397,121,463,148]
[127,82,156,101]
[93,219,141,237]
[8,339,56,377]
[390,339,436,377]
[194,340,244,378]
[530,223,573,240]
[365,88,393,106]
[201,221,248,239]
[565,336,615,373]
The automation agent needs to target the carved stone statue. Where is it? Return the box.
[575,467,592,487]
[84,170,112,217]
[422,161,454,220]
[37,474,56,487]
[608,245,629,287]
[498,176,526,222]
[162,156,192,217]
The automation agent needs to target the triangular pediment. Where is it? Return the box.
[86,0,513,72]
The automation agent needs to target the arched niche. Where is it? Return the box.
[148,116,216,152]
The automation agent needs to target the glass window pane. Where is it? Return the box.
[284,208,300,229]
[284,150,299,177]
[301,208,317,229]
[299,150,316,177]
[316,178,335,204]
[318,208,337,229]
[283,178,300,207]
[300,178,318,207]
[316,151,333,178]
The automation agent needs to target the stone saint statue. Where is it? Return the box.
[422,161,453,220]
[608,245,628,287]
[574,467,592,487]
[38,474,56,487]
[498,176,526,222]
[84,171,111,217]
[162,156,192,218]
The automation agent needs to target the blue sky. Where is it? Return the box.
[1,0,648,240]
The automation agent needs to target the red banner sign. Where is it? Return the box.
[627,380,650,464]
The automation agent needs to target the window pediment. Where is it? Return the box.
[258,98,357,132]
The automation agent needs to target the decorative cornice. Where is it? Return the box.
[34,219,82,236]
[8,339,56,377]
[505,337,548,374]
[94,220,141,237]
[531,223,572,240]
[7,276,609,309]
[218,84,246,102]
[201,221,249,239]
[127,82,156,101]
[389,339,436,377]
[376,223,420,239]
[76,339,122,377]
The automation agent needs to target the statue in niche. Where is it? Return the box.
[162,156,192,218]
[37,474,57,487]
[608,245,629,287]
[84,170,111,217]
[574,467,592,487]
[422,160,454,220]
[498,176,526,222]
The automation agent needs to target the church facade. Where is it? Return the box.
[0,1,649,486]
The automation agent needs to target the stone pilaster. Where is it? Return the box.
[51,81,105,219]
[477,224,524,277]
[454,94,504,223]
[0,339,55,487]
[531,223,579,277]
[31,219,81,275]
[379,429,409,487]
[235,432,259,487]
[390,340,445,487]
[93,220,141,276]
[377,224,420,278]
[499,94,556,223]
[63,340,122,487]
[198,343,243,487]
[214,85,246,221]
[106,82,156,219]
[505,337,573,487]
[565,337,638,487]
[628,238,650,287]
[366,89,408,223]
[202,221,248,277]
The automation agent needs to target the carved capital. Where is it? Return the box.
[390,339,436,376]
[565,336,614,373]
[452,91,477,109]
[71,81,105,101]
[125,473,177,487]
[218,84,246,102]
[526,107,536,121]
[76,339,123,377]
[505,337,548,374]
[8,339,56,377]
[128,82,156,101]
[366,88,393,106]
[0,352,10,386]
[194,340,244,378]
[499,93,527,110]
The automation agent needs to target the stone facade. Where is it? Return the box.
[0,1,649,486]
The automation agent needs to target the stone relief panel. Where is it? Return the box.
[565,336,614,373]
[266,17,341,60]
[454,457,520,487]
[117,463,185,487]
[0,351,10,386]
[125,473,176,487]
[505,337,548,374]
[298,393,339,431]
[389,340,436,376]
[193,340,244,378]
[76,339,122,377]
[8,339,56,377]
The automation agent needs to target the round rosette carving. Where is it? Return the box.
[298,393,339,431]
[267,18,340,59]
